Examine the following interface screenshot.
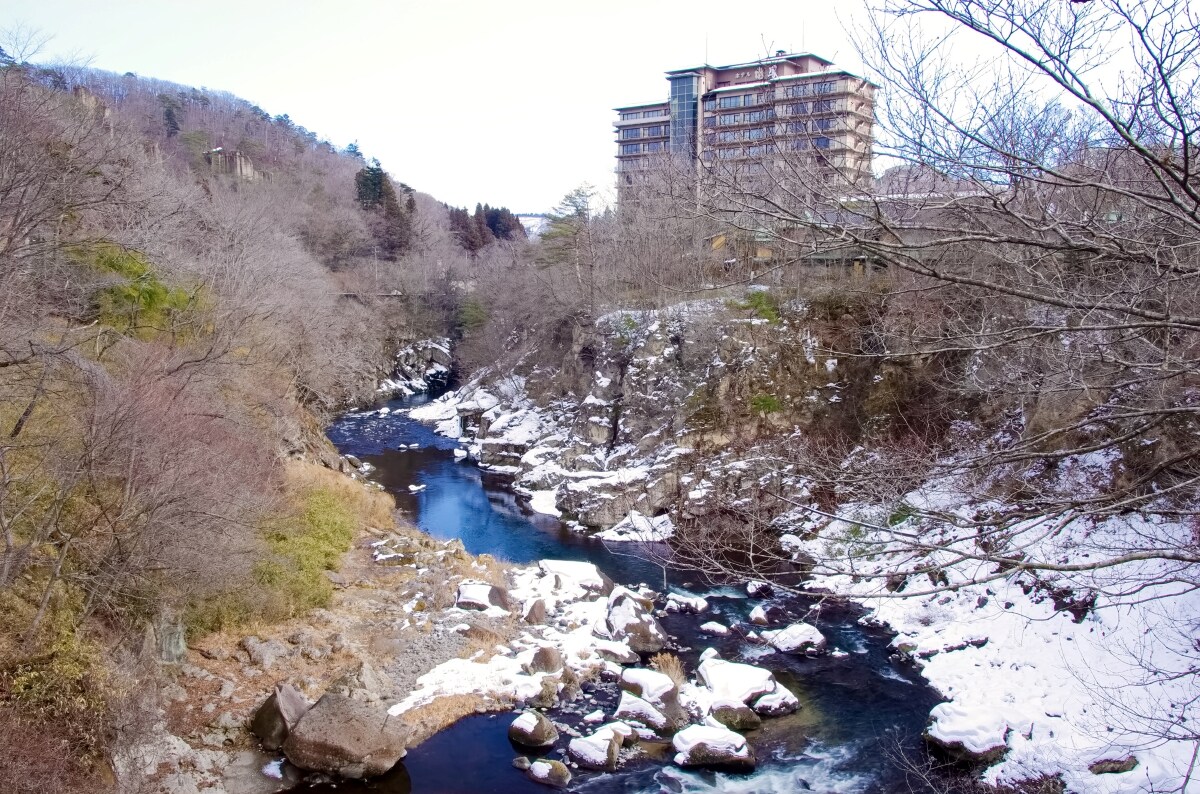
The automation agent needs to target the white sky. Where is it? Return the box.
[1,0,866,213]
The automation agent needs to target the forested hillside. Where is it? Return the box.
[0,55,530,790]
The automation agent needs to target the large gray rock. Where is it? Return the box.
[250,683,311,750]
[282,693,407,779]
[328,659,396,703]
[711,700,762,732]
[507,709,559,748]
[240,636,290,669]
[526,646,563,674]
[595,588,668,654]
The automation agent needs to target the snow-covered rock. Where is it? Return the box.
[508,710,559,748]
[526,758,571,788]
[671,724,755,770]
[567,727,621,771]
[699,622,730,636]
[752,686,799,716]
[614,691,670,732]
[594,587,668,653]
[665,593,709,614]
[762,622,827,655]
[538,560,613,596]
[455,581,510,612]
[697,659,777,705]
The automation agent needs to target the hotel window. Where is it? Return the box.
[815,81,837,94]
[620,112,640,120]
[645,141,664,153]
[718,113,740,126]
[702,116,716,127]
[747,127,767,140]
[718,130,740,143]
[747,145,766,157]
[643,109,665,118]
[787,102,808,115]
[717,148,740,159]
[756,90,774,103]
[785,84,810,98]
[742,93,757,106]
[814,137,831,148]
[815,118,833,131]
[745,110,768,123]
[620,129,641,139]
[621,143,642,154]
[813,100,833,113]
[703,99,716,111]
[718,95,741,109]
[786,121,808,133]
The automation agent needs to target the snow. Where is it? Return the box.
[596,510,675,542]
[697,659,777,705]
[527,489,561,517]
[455,581,500,611]
[568,729,617,767]
[511,711,540,733]
[537,559,608,593]
[699,622,730,636]
[260,759,284,779]
[582,709,605,723]
[614,690,669,730]
[621,667,677,711]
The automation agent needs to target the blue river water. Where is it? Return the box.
[303,392,945,793]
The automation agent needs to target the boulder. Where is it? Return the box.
[697,659,777,705]
[665,593,709,614]
[614,691,670,732]
[672,724,755,771]
[250,683,311,751]
[619,668,683,726]
[710,700,762,731]
[507,710,559,748]
[240,636,290,669]
[455,580,511,611]
[523,598,547,625]
[512,755,532,770]
[526,759,572,788]
[1089,756,1138,775]
[752,686,800,716]
[538,560,614,596]
[595,588,668,654]
[923,702,1008,765]
[282,693,407,779]
[762,622,827,655]
[748,603,785,626]
[594,640,639,665]
[746,580,774,598]
[526,645,563,675]
[328,660,395,703]
[567,727,621,771]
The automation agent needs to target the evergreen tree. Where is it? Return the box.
[353,159,415,259]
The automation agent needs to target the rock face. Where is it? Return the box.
[328,659,396,703]
[455,580,511,611]
[526,759,572,788]
[282,693,407,779]
[672,724,756,771]
[762,622,827,655]
[595,588,668,654]
[250,683,311,751]
[507,710,559,748]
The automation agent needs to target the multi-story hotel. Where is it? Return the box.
[614,51,876,195]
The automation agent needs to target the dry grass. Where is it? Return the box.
[650,652,687,688]
[397,693,510,748]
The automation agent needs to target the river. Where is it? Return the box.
[303,390,944,793]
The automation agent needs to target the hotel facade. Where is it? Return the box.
[614,51,876,196]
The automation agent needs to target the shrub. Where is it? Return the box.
[750,393,783,414]
[650,652,687,687]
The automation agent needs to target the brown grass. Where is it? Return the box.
[397,693,510,748]
[649,652,687,688]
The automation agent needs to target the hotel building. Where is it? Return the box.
[614,51,876,195]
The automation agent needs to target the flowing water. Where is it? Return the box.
[294,391,944,793]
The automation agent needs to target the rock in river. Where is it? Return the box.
[526,758,572,788]
[507,709,559,748]
[672,724,755,771]
[282,693,407,779]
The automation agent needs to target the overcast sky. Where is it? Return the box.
[1,0,866,213]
